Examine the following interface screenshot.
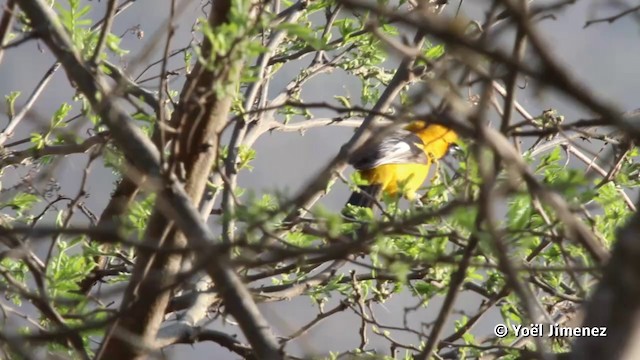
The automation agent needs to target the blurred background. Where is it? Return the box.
[1,0,639,358]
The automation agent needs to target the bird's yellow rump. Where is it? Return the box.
[346,121,458,208]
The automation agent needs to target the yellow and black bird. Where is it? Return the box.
[345,120,459,209]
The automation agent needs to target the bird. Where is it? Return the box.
[345,120,459,210]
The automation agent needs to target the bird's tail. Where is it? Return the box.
[344,184,382,210]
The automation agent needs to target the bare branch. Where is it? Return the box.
[584,4,640,28]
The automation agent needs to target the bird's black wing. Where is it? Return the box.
[349,129,428,170]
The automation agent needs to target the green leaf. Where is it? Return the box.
[334,95,351,108]
[4,91,21,118]
[51,102,72,128]
[30,132,46,150]
[4,193,39,212]
[535,146,562,172]
[425,44,445,59]
[106,33,129,56]
[413,281,437,297]
[238,145,256,170]
[184,50,193,73]
[276,22,327,51]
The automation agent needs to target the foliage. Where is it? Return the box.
[0,0,639,359]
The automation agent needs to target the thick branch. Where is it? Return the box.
[15,1,281,359]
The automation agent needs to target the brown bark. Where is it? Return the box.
[17,0,280,358]
[571,208,640,360]
[96,1,245,358]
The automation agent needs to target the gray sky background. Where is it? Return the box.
[1,0,639,358]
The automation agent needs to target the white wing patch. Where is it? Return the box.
[350,131,428,170]
[378,139,412,159]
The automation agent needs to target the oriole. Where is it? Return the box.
[346,121,458,209]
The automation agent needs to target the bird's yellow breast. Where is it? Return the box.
[361,163,431,200]
[354,122,457,201]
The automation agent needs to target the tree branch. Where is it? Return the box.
[15,0,281,359]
